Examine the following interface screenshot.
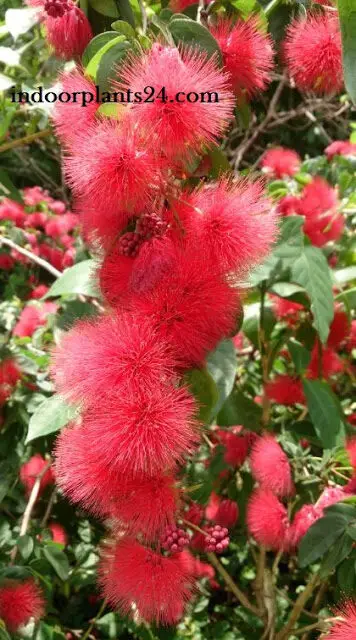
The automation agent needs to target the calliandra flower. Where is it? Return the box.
[185,503,204,526]
[173,179,277,278]
[325,140,356,160]
[54,426,179,540]
[246,488,289,551]
[169,0,204,11]
[347,320,356,353]
[0,579,45,632]
[99,538,193,624]
[130,248,240,367]
[315,485,345,513]
[287,504,320,550]
[284,14,343,95]
[78,382,198,476]
[250,434,294,497]
[43,0,93,60]
[100,234,176,308]
[65,119,164,247]
[260,147,301,178]
[270,294,304,324]
[297,177,344,247]
[0,198,26,226]
[49,522,68,546]
[19,454,54,496]
[0,358,21,387]
[52,70,99,148]
[266,375,305,406]
[346,438,356,470]
[210,17,274,98]
[215,499,239,528]
[0,254,14,270]
[30,284,49,299]
[327,307,350,350]
[307,342,344,380]
[217,427,252,466]
[323,599,356,638]
[13,302,57,338]
[115,43,234,159]
[52,312,177,407]
[277,194,301,217]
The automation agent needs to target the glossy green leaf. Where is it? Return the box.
[26,395,77,444]
[303,379,346,449]
[207,340,237,418]
[17,534,34,560]
[82,31,119,66]
[89,0,119,17]
[319,531,353,578]
[338,0,356,104]
[111,19,135,37]
[43,546,70,580]
[44,260,99,299]
[96,40,132,92]
[217,390,262,430]
[86,35,126,78]
[288,339,311,373]
[299,512,349,567]
[169,18,222,62]
[185,367,219,423]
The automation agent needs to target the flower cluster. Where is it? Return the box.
[51,42,277,624]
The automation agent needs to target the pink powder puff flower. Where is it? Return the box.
[99,538,193,625]
[277,194,301,217]
[250,433,294,497]
[13,303,57,338]
[327,307,350,350]
[270,294,304,324]
[325,140,356,160]
[307,342,344,380]
[261,147,301,178]
[52,70,99,148]
[115,43,234,160]
[323,599,356,638]
[287,504,320,549]
[266,375,305,406]
[20,454,54,496]
[0,198,26,227]
[217,427,252,467]
[247,488,289,550]
[43,0,93,60]
[210,17,274,98]
[0,579,45,632]
[315,485,345,513]
[297,177,344,247]
[284,14,343,95]
[48,522,68,546]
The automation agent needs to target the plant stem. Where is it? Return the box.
[276,574,319,640]
[81,599,107,640]
[0,236,62,278]
[207,552,260,616]
[0,128,51,154]
[264,0,282,17]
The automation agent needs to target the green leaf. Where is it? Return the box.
[96,39,132,92]
[208,145,231,178]
[243,309,275,349]
[168,18,222,62]
[291,245,334,343]
[17,535,34,560]
[89,0,119,17]
[26,395,77,444]
[0,625,12,640]
[319,531,353,578]
[43,545,70,580]
[207,340,237,418]
[274,215,305,264]
[334,265,356,284]
[184,367,219,423]
[270,282,305,298]
[0,73,14,92]
[338,0,356,103]
[86,35,126,78]
[111,19,135,37]
[299,512,349,567]
[0,169,23,202]
[338,557,356,592]
[217,390,262,430]
[44,260,99,299]
[302,379,346,449]
[288,339,311,374]
[82,31,120,66]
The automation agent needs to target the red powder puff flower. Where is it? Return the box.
[20,454,54,496]
[307,342,344,379]
[23,186,50,207]
[277,194,301,217]
[210,17,274,98]
[323,599,356,638]
[0,358,21,387]
[344,475,356,494]
[247,488,289,550]
[100,234,176,308]
[250,434,294,497]
[49,522,68,546]
[66,119,164,247]
[327,307,350,350]
[284,14,343,95]
[30,284,49,299]
[0,579,45,632]
[52,312,177,407]
[346,320,356,353]
[54,425,179,540]
[298,177,344,247]
[260,147,301,179]
[130,248,239,367]
[0,198,26,226]
[78,383,198,476]
[270,294,304,324]
[173,179,277,278]
[115,44,234,160]
[266,375,305,406]
[13,302,57,338]
[214,499,239,528]
[0,254,14,270]
[346,438,356,469]
[315,485,345,513]
[52,70,99,148]
[217,427,252,466]
[185,503,204,526]
[287,504,320,550]
[325,140,356,160]
[169,0,204,11]
[99,538,192,624]
[44,0,93,60]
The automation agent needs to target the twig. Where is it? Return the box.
[0,128,52,154]
[81,599,107,640]
[207,552,260,616]
[0,236,62,278]
[137,0,147,34]
[276,574,319,640]
[10,460,52,563]
[40,488,56,528]
[293,617,336,636]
